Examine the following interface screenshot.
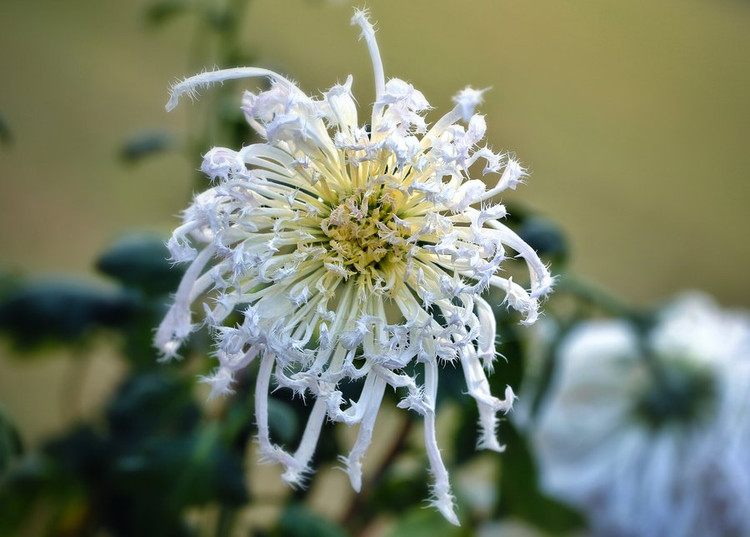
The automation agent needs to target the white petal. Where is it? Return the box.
[422,358,459,526]
[343,374,387,491]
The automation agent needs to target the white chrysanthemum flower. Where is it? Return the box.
[530,294,750,537]
[156,10,552,524]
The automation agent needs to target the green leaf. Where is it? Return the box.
[267,398,300,445]
[0,279,136,351]
[496,423,584,533]
[367,464,430,514]
[526,320,578,423]
[502,201,532,227]
[106,373,199,440]
[0,269,21,300]
[0,405,23,476]
[385,507,470,537]
[143,0,190,27]
[274,504,349,537]
[490,314,526,393]
[221,391,256,443]
[96,234,182,296]
[43,425,108,482]
[436,360,469,408]
[518,216,569,270]
[0,454,76,537]
[112,427,248,508]
[204,6,234,32]
[119,130,175,164]
[451,402,481,466]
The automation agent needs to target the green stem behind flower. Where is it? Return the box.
[555,273,640,319]
[555,273,687,410]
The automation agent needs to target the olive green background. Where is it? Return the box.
[1,0,749,441]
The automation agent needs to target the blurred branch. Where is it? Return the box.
[341,416,414,532]
[0,114,13,146]
[216,505,237,537]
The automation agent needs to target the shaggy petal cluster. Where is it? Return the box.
[156,10,552,524]
[531,294,750,537]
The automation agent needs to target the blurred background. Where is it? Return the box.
[2,0,750,303]
[1,0,749,535]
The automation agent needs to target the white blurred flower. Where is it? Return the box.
[157,9,552,524]
[531,293,750,537]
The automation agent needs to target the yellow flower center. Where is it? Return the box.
[321,187,412,274]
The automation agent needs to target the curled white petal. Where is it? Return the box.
[452,86,489,122]
[166,67,294,112]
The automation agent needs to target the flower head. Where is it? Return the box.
[156,9,552,524]
[530,294,750,537]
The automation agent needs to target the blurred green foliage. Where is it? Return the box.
[0,214,584,537]
[0,373,249,537]
[0,406,23,476]
[386,508,470,537]
[274,505,349,537]
[144,0,190,28]
[97,234,184,296]
[0,280,137,352]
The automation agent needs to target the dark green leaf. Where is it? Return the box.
[106,373,199,440]
[502,201,532,227]
[221,390,256,444]
[367,464,430,515]
[205,6,234,32]
[274,504,349,537]
[436,360,469,408]
[143,0,189,27]
[451,402,480,466]
[495,422,584,533]
[112,428,247,507]
[43,425,108,482]
[171,423,248,506]
[0,279,137,351]
[385,506,470,537]
[518,216,569,269]
[118,305,167,368]
[527,320,577,423]
[119,130,175,163]
[491,314,526,393]
[96,234,182,296]
[268,398,300,445]
[0,454,78,537]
